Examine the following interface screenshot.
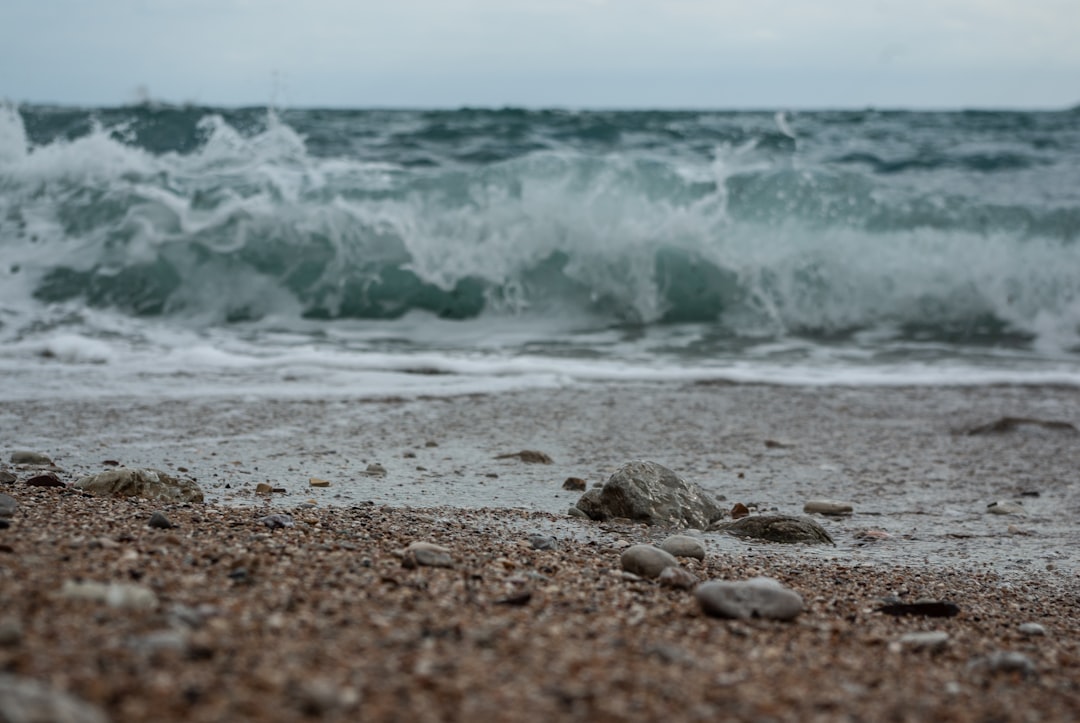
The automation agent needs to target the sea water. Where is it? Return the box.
[1,103,1079,400]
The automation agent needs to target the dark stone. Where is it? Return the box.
[562,477,587,491]
[494,450,554,464]
[878,600,960,617]
[148,511,174,529]
[26,473,64,488]
[711,514,834,545]
[575,461,724,529]
[967,416,1077,435]
[0,470,16,485]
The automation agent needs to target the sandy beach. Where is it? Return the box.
[2,382,1079,721]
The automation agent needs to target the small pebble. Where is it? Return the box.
[26,473,65,488]
[987,500,1025,515]
[895,631,950,652]
[363,463,387,477]
[660,534,705,560]
[0,618,22,646]
[403,541,454,568]
[309,478,330,488]
[968,651,1037,678]
[695,577,804,621]
[60,581,158,610]
[567,506,588,519]
[255,483,273,494]
[562,477,587,491]
[258,514,294,529]
[0,493,17,518]
[1018,622,1046,636]
[0,470,16,484]
[730,503,750,519]
[9,451,53,465]
[620,545,680,578]
[147,511,174,529]
[527,534,557,551]
[658,566,699,590]
[803,499,854,516]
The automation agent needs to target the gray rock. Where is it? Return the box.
[403,541,454,568]
[575,461,723,528]
[74,468,204,504]
[695,577,804,620]
[258,514,294,529]
[803,499,853,516]
[148,511,173,529]
[566,506,588,519]
[363,463,387,477]
[620,544,680,578]
[527,534,558,551]
[8,451,53,466]
[896,631,950,651]
[1018,622,1046,636]
[0,469,16,484]
[987,500,1025,515]
[0,493,18,518]
[660,534,706,560]
[0,674,108,723]
[658,566,699,590]
[967,651,1037,678]
[711,514,835,545]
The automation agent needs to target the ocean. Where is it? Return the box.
[2,103,1079,400]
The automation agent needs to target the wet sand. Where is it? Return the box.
[1,382,1079,720]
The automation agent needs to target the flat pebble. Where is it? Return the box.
[987,500,1025,515]
[26,473,64,488]
[658,566,699,590]
[60,581,158,610]
[620,545,680,578]
[803,499,854,516]
[258,514,295,529]
[0,470,16,484]
[660,534,705,560]
[895,631,950,652]
[9,451,53,466]
[309,477,330,488]
[694,577,804,620]
[527,534,557,551]
[404,541,454,568]
[1018,622,1046,636]
[968,651,1037,678]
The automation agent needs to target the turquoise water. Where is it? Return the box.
[1,104,1079,398]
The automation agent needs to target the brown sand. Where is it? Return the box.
[1,486,1079,722]
[1,382,1079,721]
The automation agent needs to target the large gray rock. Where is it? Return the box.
[74,468,204,504]
[574,461,723,528]
[711,514,834,545]
[0,674,108,723]
[695,577,804,620]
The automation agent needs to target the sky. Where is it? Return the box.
[2,0,1078,109]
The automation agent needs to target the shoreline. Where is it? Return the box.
[2,381,1079,719]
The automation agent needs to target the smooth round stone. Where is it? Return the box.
[987,500,1025,515]
[405,541,454,568]
[9,451,53,466]
[803,499,853,516]
[896,631,950,651]
[620,544,679,578]
[1018,622,1046,636]
[148,511,174,529]
[660,534,705,560]
[694,577,804,620]
[658,566,699,590]
[0,493,18,518]
[968,651,1037,678]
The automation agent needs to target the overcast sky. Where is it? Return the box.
[2,0,1078,109]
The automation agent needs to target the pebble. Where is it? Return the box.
[403,541,454,568]
[495,450,553,464]
[1018,622,1046,636]
[527,534,558,551]
[255,483,273,494]
[60,581,158,610]
[712,514,835,545]
[620,545,680,578]
[967,651,1037,678]
[309,477,330,488]
[26,473,64,488]
[562,477,587,491]
[895,631,950,652]
[730,502,750,519]
[987,500,1025,515]
[0,618,22,646]
[803,499,854,516]
[878,600,960,618]
[658,566,699,590]
[363,463,387,477]
[695,577,804,621]
[148,511,174,529]
[259,514,295,529]
[9,451,53,466]
[0,674,108,723]
[660,534,705,560]
[0,470,16,484]
[567,506,588,518]
[0,493,17,518]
